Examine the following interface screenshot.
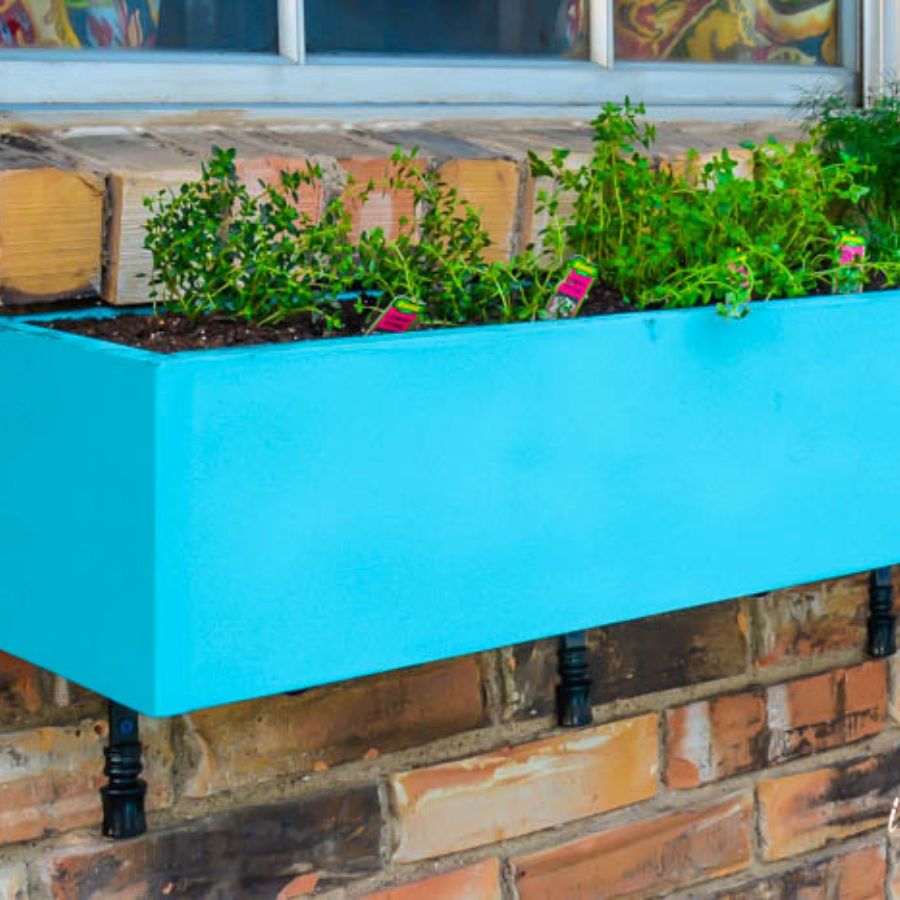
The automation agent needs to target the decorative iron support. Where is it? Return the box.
[557,631,593,728]
[868,567,897,658]
[101,702,147,839]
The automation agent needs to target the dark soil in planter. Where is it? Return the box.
[36,285,631,354]
[34,275,893,354]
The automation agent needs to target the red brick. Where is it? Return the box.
[758,747,900,860]
[712,843,886,899]
[0,652,44,725]
[665,689,767,789]
[236,157,324,220]
[767,661,886,763]
[181,658,484,798]
[437,159,520,261]
[520,156,589,255]
[276,873,320,898]
[0,719,172,847]
[390,713,657,862]
[514,794,752,898]
[38,786,380,898]
[513,599,749,718]
[340,157,419,243]
[754,573,870,668]
[363,859,503,900]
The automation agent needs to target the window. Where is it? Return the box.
[615,1,840,66]
[0,1,277,52]
[306,0,589,57]
[0,1,888,111]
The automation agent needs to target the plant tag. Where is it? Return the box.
[368,297,425,335]
[547,257,599,318]
[835,233,866,294]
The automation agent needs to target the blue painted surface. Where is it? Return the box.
[1,292,899,716]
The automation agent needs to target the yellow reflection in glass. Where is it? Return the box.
[615,0,838,66]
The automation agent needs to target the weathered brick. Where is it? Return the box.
[709,843,886,899]
[0,865,27,900]
[519,147,594,256]
[0,654,102,731]
[390,713,657,862]
[514,794,752,898]
[512,599,749,718]
[767,661,886,763]
[180,658,484,798]
[236,157,324,219]
[363,859,503,900]
[340,157,419,243]
[438,159,521,261]
[36,785,381,898]
[277,873,321,899]
[0,652,44,727]
[661,146,754,182]
[0,718,172,846]
[758,747,900,860]
[753,573,870,668]
[665,663,887,791]
[665,689,767,789]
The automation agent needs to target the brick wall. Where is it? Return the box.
[0,570,898,898]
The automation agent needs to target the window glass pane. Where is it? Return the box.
[615,0,839,65]
[0,0,277,52]
[306,0,589,57]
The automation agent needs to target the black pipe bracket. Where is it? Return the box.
[557,630,593,728]
[101,701,147,839]
[868,567,897,658]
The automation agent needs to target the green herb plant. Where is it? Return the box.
[144,148,362,329]
[144,145,548,332]
[804,83,900,259]
[530,100,898,316]
[355,148,549,326]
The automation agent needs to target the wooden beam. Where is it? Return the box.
[0,136,103,306]
[39,129,204,307]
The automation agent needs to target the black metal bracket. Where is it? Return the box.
[868,567,897,658]
[557,631,593,728]
[101,701,147,839]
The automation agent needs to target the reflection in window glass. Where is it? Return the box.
[0,0,277,52]
[306,0,589,58]
[615,0,839,66]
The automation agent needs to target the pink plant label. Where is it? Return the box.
[835,233,866,294]
[369,297,425,334]
[548,257,599,318]
[838,233,866,266]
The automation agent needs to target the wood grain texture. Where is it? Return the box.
[0,164,103,305]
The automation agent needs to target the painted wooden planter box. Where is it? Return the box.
[1,292,899,716]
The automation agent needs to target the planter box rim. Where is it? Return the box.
[5,289,899,365]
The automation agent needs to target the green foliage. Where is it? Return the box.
[530,100,898,315]
[804,84,900,259]
[144,147,356,327]
[145,102,900,335]
[355,149,548,326]
[144,146,546,330]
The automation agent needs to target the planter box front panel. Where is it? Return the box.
[2,293,899,715]
[0,323,158,711]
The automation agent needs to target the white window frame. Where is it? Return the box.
[0,0,883,114]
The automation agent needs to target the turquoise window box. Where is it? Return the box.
[1,292,898,717]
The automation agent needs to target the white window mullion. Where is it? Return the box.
[861,0,899,98]
[278,0,305,64]
[589,0,614,68]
